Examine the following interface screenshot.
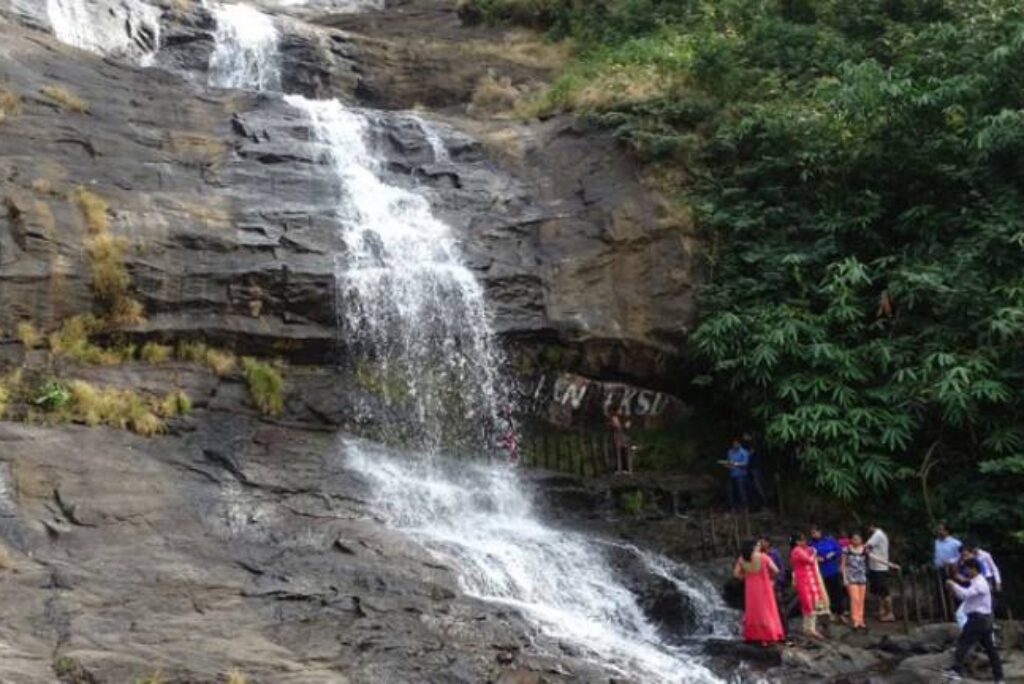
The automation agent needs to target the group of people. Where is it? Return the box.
[734,524,1006,683]
[733,524,897,645]
[933,523,1005,682]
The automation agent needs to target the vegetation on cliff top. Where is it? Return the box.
[475,0,1024,552]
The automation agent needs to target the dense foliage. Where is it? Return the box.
[481,0,1024,553]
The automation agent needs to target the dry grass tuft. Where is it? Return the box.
[205,348,237,376]
[16,321,42,349]
[140,341,172,364]
[74,187,144,324]
[470,72,522,115]
[49,315,130,365]
[0,88,22,124]
[224,670,247,684]
[31,178,53,195]
[0,369,24,417]
[157,390,191,418]
[73,186,108,234]
[40,84,88,113]
[176,341,237,376]
[67,380,166,436]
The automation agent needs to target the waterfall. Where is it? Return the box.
[208,3,282,91]
[46,0,160,64]
[285,96,506,451]
[205,6,727,682]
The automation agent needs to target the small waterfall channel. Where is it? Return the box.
[49,2,734,680]
[45,0,160,63]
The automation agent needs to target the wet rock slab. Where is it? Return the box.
[0,416,626,683]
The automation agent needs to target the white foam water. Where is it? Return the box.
[208,3,282,91]
[347,441,724,684]
[46,0,160,64]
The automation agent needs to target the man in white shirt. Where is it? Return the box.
[944,558,1004,683]
[866,524,897,622]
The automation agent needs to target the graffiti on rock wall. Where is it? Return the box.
[530,372,687,428]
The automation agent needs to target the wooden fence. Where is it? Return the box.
[519,428,623,477]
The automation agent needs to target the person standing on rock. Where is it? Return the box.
[609,407,632,474]
[810,525,844,622]
[866,524,898,622]
[943,558,1005,683]
[790,533,829,639]
[720,438,750,510]
[841,533,869,630]
[734,539,785,646]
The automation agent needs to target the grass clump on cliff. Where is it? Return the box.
[176,341,237,376]
[49,315,134,365]
[140,342,172,364]
[15,321,42,349]
[241,357,284,416]
[40,84,88,113]
[73,187,144,324]
[224,671,247,684]
[0,88,22,124]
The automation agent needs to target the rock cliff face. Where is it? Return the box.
[0,0,700,386]
[0,2,711,682]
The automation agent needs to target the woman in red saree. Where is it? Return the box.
[790,533,830,638]
[733,539,784,645]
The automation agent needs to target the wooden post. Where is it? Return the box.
[697,510,708,560]
[709,512,718,557]
[937,569,951,622]
[588,433,599,477]
[917,569,925,622]
[898,568,910,634]
[577,431,586,477]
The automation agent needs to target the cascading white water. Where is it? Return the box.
[46,0,160,64]
[204,6,728,682]
[208,3,282,91]
[347,442,724,683]
[284,95,506,451]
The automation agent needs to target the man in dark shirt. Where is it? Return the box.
[760,535,791,637]
[810,525,844,621]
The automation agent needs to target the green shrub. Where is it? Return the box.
[620,489,644,516]
[241,357,284,416]
[34,379,71,411]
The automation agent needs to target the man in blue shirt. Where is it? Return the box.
[810,525,844,621]
[721,439,750,509]
[934,523,962,570]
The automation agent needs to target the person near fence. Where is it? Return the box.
[866,524,898,622]
[934,523,962,570]
[841,533,869,630]
[943,558,1005,683]
[720,439,750,510]
[609,407,633,475]
[741,433,766,509]
[760,536,791,637]
[790,533,829,638]
[810,525,844,622]
[733,539,785,645]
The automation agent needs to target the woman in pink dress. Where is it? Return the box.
[790,533,830,638]
[733,539,784,645]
